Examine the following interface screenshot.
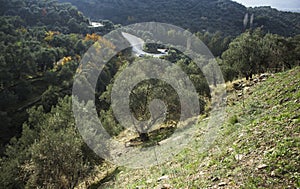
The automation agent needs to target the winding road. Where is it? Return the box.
[121,32,167,58]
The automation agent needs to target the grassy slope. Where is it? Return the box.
[96,67,299,188]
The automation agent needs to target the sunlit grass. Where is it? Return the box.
[83,67,300,188]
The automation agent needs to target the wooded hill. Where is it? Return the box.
[0,0,299,188]
[58,0,300,37]
[0,0,116,154]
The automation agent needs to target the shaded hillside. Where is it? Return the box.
[0,0,89,33]
[249,6,300,37]
[58,0,300,36]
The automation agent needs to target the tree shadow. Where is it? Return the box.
[127,125,176,148]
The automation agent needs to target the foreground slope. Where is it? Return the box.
[98,67,299,188]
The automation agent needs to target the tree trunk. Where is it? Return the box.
[245,74,249,80]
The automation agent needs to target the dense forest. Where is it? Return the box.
[0,0,299,188]
[0,0,116,153]
[58,0,300,37]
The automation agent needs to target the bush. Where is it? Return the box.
[0,97,101,188]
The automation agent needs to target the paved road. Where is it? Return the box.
[122,32,167,58]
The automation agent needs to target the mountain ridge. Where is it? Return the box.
[58,0,300,36]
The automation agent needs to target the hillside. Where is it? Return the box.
[58,0,300,36]
[0,0,89,33]
[0,0,116,154]
[95,67,300,188]
[0,0,299,188]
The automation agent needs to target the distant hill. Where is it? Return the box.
[58,0,300,37]
[248,6,300,36]
[0,0,89,33]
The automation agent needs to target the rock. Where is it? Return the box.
[259,73,269,80]
[257,164,268,169]
[235,154,243,161]
[211,177,219,182]
[233,82,240,87]
[271,171,276,177]
[146,179,153,184]
[248,82,254,87]
[161,184,172,189]
[157,175,169,182]
[244,87,250,92]
[125,142,133,147]
[218,182,227,186]
[233,82,243,90]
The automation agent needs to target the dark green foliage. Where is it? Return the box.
[0,17,77,148]
[196,31,232,57]
[0,0,117,151]
[0,97,101,188]
[129,79,181,124]
[221,28,264,79]
[41,86,61,112]
[100,108,123,136]
[0,0,299,187]
[221,28,300,80]
[14,80,33,101]
[97,55,208,141]
[0,0,89,34]
[0,89,18,109]
[58,0,300,37]
[249,6,300,37]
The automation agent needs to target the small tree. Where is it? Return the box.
[263,33,291,72]
[221,29,264,79]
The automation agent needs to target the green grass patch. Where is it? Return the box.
[90,67,300,188]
